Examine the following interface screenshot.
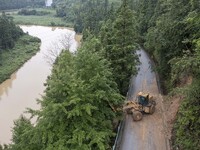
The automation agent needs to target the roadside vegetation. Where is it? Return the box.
[130,0,200,149]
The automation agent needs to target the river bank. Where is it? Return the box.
[0,34,40,84]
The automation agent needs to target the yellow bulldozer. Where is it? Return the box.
[123,92,156,121]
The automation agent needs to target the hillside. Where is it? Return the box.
[0,0,199,149]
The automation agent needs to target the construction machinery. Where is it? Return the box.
[123,92,156,121]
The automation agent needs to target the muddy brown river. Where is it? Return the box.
[0,26,77,144]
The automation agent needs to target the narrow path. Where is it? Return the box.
[118,50,168,150]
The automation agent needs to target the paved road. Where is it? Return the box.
[118,50,168,150]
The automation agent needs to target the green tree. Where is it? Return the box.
[167,1,200,147]
[170,14,200,149]
[0,13,14,49]
[11,38,123,149]
[100,0,138,95]
[0,12,23,49]
[137,0,194,91]
[135,0,158,43]
[130,1,200,148]
[54,0,117,34]
[10,116,39,150]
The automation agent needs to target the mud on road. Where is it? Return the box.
[117,50,170,150]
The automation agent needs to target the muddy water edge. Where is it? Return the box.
[0,25,78,144]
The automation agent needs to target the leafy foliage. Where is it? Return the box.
[132,0,200,149]
[53,0,139,96]
[99,0,138,95]
[53,0,120,34]
[133,0,197,91]
[0,12,23,49]
[11,116,37,150]
[10,38,123,149]
[171,34,200,150]
[172,80,200,150]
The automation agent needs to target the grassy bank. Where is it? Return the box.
[5,8,73,27]
[0,34,41,83]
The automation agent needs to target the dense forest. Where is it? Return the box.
[132,1,200,149]
[0,0,45,10]
[0,0,199,149]
[52,0,121,33]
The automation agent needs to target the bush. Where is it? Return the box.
[18,9,50,16]
[50,22,56,26]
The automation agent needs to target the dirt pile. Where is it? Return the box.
[162,95,183,148]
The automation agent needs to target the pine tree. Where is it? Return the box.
[10,116,38,150]
[100,0,138,95]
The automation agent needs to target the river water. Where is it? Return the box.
[0,25,77,144]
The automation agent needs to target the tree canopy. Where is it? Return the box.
[99,0,138,95]
[9,38,123,149]
[0,12,23,50]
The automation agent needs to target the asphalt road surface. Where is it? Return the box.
[118,50,169,150]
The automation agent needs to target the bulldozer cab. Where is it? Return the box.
[137,92,149,106]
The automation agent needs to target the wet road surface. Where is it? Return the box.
[118,50,168,150]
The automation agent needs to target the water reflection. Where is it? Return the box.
[0,73,17,98]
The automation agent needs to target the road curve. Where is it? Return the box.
[118,49,168,150]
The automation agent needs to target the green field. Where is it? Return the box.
[0,35,41,83]
[5,8,73,27]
